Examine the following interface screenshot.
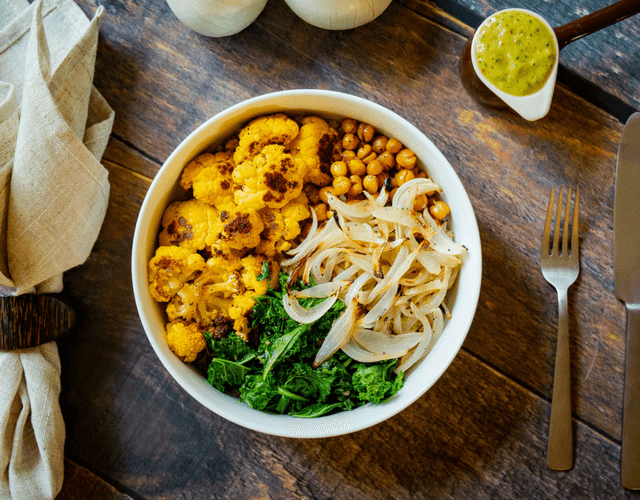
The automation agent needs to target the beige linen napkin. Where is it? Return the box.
[0,0,114,498]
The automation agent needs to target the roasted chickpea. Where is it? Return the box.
[363,174,379,194]
[342,133,359,151]
[371,135,388,154]
[319,186,336,204]
[313,203,329,222]
[396,149,417,169]
[413,194,428,211]
[357,144,373,160]
[389,187,399,201]
[377,150,395,170]
[363,152,377,165]
[395,169,416,186]
[332,176,351,196]
[386,138,403,154]
[348,158,367,176]
[341,118,358,134]
[330,161,348,178]
[430,200,450,220]
[416,170,428,179]
[348,175,363,196]
[357,123,376,143]
[342,150,357,162]
[367,159,384,176]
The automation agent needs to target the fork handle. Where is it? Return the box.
[547,287,573,470]
[621,303,640,489]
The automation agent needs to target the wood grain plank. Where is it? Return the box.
[71,0,629,449]
[58,136,631,499]
[56,0,640,497]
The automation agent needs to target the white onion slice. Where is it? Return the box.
[361,282,399,327]
[326,193,372,222]
[341,338,402,362]
[283,291,339,324]
[313,298,359,367]
[429,223,466,255]
[353,328,422,357]
[281,217,339,266]
[292,280,351,298]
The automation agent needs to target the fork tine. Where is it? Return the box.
[572,186,579,257]
[552,186,564,257]
[541,186,555,257]
[563,187,572,256]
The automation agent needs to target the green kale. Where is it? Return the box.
[204,332,258,393]
[204,272,406,417]
[352,359,407,404]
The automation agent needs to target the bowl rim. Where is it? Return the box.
[132,89,482,438]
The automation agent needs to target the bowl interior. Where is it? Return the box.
[132,89,482,438]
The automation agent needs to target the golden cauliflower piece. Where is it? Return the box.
[148,246,205,302]
[256,208,289,256]
[228,293,258,340]
[180,152,236,210]
[158,199,217,251]
[206,205,265,252]
[166,266,245,327]
[289,116,342,186]
[165,321,207,363]
[281,200,311,241]
[241,254,280,296]
[233,113,299,165]
[233,144,305,210]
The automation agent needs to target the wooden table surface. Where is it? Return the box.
[53,0,640,498]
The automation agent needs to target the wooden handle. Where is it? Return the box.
[554,0,640,50]
[0,295,76,350]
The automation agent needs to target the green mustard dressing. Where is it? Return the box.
[474,11,557,96]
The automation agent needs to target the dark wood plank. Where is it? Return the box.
[73,0,627,450]
[55,0,640,497]
[59,135,631,498]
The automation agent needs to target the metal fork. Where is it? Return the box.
[540,186,580,471]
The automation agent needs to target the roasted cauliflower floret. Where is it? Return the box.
[241,254,280,296]
[206,205,265,252]
[228,293,258,340]
[158,199,217,251]
[233,145,305,210]
[256,208,291,256]
[165,321,207,363]
[166,256,246,324]
[148,246,205,302]
[233,113,299,165]
[281,200,311,241]
[289,116,342,186]
[180,152,236,210]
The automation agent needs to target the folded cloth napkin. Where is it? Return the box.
[0,0,114,498]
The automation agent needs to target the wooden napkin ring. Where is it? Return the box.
[0,295,76,351]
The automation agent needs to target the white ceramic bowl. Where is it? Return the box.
[132,89,482,438]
